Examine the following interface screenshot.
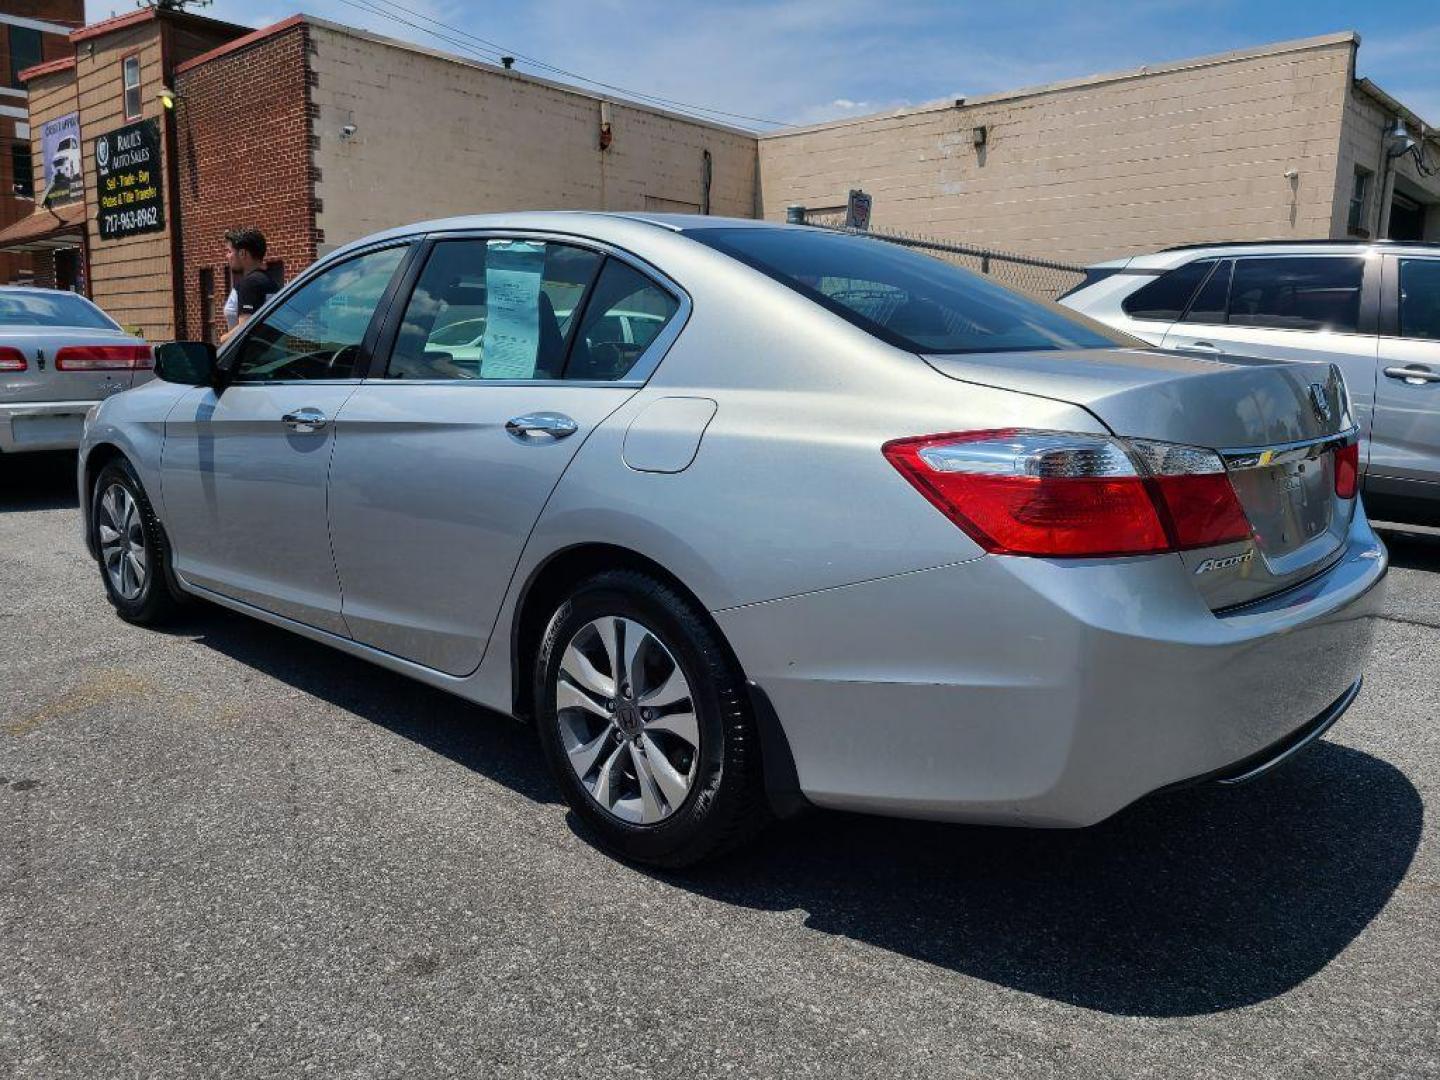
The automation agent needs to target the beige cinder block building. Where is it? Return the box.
[306,19,759,258]
[759,32,1440,263]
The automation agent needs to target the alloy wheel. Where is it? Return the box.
[554,616,699,825]
[97,483,148,601]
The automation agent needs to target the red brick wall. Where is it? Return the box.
[175,22,316,342]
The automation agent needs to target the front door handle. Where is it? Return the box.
[1185,340,1223,352]
[282,407,328,433]
[1383,365,1440,386]
[505,412,578,441]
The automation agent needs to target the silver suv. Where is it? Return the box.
[1062,241,1440,525]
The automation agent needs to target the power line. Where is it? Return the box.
[330,0,791,128]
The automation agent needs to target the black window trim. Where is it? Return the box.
[366,228,691,387]
[218,237,420,385]
[1177,258,1231,325]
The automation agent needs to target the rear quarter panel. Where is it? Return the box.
[470,241,1112,705]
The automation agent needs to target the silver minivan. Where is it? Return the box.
[1063,241,1440,524]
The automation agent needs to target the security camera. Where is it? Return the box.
[339,124,357,140]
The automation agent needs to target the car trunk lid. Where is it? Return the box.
[0,327,149,406]
[922,346,1356,608]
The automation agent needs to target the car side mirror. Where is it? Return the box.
[154,341,218,387]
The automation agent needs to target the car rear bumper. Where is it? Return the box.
[714,512,1388,827]
[0,399,96,453]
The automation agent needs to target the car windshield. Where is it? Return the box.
[690,227,1131,355]
[0,292,118,331]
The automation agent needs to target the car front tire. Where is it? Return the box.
[534,570,769,867]
[91,457,180,626]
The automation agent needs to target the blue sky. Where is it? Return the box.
[86,0,1440,130]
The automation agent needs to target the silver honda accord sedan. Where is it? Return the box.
[77,212,1388,866]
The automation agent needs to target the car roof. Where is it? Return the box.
[318,211,805,266]
[1107,238,1440,270]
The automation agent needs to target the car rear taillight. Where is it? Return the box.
[1333,441,1359,500]
[53,344,153,371]
[0,346,25,372]
[883,429,1252,558]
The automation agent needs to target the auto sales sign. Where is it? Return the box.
[94,119,164,240]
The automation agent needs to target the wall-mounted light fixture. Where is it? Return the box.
[339,123,358,141]
[158,86,178,110]
[1385,118,1417,160]
[599,101,613,151]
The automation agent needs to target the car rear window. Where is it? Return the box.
[0,292,118,330]
[690,227,1127,355]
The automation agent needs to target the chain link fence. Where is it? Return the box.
[793,209,1088,302]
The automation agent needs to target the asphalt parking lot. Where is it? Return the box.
[2,451,1437,1079]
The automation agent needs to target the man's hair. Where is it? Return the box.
[223,227,267,260]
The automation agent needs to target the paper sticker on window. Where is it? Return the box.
[481,241,546,379]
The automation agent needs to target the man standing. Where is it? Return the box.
[219,227,279,343]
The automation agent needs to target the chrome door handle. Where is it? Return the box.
[505,412,578,441]
[1383,365,1440,386]
[282,407,328,433]
[1186,341,1222,352]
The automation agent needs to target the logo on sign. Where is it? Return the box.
[96,137,109,170]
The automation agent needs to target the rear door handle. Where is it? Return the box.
[505,412,578,441]
[1383,365,1440,386]
[282,407,328,433]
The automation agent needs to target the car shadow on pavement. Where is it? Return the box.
[173,604,563,807]
[165,581,1421,1021]
[655,742,1420,1019]
[0,451,80,512]
[1376,524,1440,572]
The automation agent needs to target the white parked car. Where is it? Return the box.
[0,288,151,454]
[1062,241,1440,525]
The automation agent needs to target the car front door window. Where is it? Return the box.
[230,245,408,381]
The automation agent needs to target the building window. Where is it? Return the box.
[122,54,142,121]
[11,141,32,198]
[8,26,43,89]
[1348,167,1372,237]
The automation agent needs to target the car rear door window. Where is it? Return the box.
[564,259,680,381]
[230,245,406,381]
[386,239,603,380]
[1121,260,1214,322]
[1182,259,1232,324]
[1397,258,1440,342]
[1228,257,1364,333]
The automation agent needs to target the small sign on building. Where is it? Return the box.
[845,188,872,231]
[40,112,82,204]
[94,119,165,240]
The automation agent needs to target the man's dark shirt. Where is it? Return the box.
[235,268,279,318]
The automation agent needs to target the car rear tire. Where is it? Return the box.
[91,457,180,626]
[534,570,769,867]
